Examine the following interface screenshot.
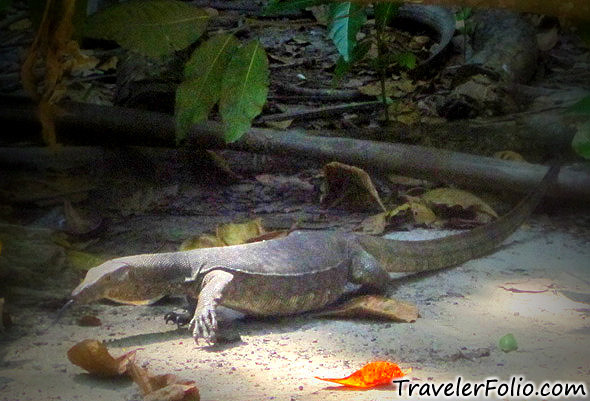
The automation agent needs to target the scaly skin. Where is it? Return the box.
[71,165,559,343]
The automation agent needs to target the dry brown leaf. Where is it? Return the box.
[322,162,386,212]
[99,56,119,71]
[358,202,436,234]
[421,188,498,218]
[179,234,225,251]
[77,315,102,327]
[180,219,267,251]
[127,363,200,401]
[216,219,266,246]
[357,211,391,235]
[265,119,293,130]
[408,201,437,225]
[67,339,138,377]
[314,295,419,322]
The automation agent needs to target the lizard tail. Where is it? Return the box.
[357,164,560,273]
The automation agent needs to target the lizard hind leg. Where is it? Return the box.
[349,248,391,292]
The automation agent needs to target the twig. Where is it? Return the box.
[258,101,382,123]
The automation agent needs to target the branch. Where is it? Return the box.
[1,97,589,200]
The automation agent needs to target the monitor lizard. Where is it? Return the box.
[70,165,559,343]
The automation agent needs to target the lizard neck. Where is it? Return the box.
[357,165,559,273]
[116,251,195,296]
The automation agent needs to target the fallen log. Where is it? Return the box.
[1,98,589,200]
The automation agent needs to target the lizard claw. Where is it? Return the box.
[190,307,218,344]
[164,311,191,327]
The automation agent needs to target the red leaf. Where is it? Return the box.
[315,361,410,388]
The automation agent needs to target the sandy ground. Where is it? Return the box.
[1,215,589,401]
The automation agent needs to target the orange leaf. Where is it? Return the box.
[315,361,409,388]
[67,339,137,377]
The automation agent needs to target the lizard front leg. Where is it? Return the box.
[190,269,234,344]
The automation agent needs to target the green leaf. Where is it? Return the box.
[456,7,472,21]
[572,121,590,160]
[374,2,400,29]
[566,95,590,116]
[263,0,332,15]
[219,40,269,143]
[328,2,366,62]
[333,39,371,83]
[393,51,417,70]
[84,0,209,58]
[175,34,239,143]
[0,0,13,13]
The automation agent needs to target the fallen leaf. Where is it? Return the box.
[67,339,138,377]
[314,295,419,322]
[322,162,386,212]
[98,56,118,71]
[315,361,409,388]
[77,315,102,327]
[179,234,225,251]
[216,219,266,246]
[265,119,293,130]
[127,362,200,401]
[179,219,266,251]
[421,188,498,219]
[357,202,435,235]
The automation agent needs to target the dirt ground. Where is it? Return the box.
[1,210,589,401]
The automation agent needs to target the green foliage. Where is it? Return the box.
[572,122,590,159]
[263,0,332,15]
[219,40,269,143]
[455,7,472,21]
[333,40,371,82]
[175,34,239,142]
[84,0,209,58]
[390,51,417,70]
[374,2,400,29]
[328,2,366,62]
[0,0,12,13]
[567,96,590,159]
[567,96,590,115]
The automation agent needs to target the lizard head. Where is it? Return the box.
[71,260,132,304]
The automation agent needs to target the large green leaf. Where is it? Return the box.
[219,40,269,143]
[572,121,590,160]
[567,95,590,116]
[85,0,209,58]
[175,34,239,142]
[333,39,371,82]
[263,0,332,15]
[374,2,400,29]
[328,2,366,62]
